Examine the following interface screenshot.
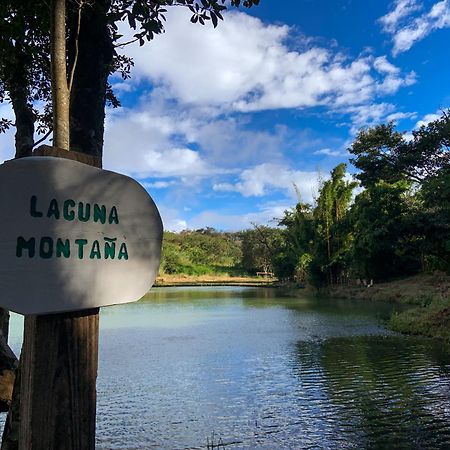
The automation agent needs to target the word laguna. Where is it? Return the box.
[29,195,119,224]
[16,196,127,260]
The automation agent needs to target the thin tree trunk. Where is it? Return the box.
[51,0,69,150]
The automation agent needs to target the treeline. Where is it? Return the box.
[160,227,284,277]
[160,225,284,276]
[160,111,450,285]
[274,110,450,286]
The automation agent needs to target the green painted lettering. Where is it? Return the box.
[118,242,128,260]
[63,199,75,221]
[39,237,53,259]
[78,203,91,222]
[16,237,35,258]
[56,239,70,258]
[109,206,119,224]
[89,240,101,259]
[93,204,106,224]
[30,196,43,217]
[104,237,116,259]
[75,239,88,259]
[47,199,60,219]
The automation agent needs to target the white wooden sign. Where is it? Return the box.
[0,156,163,314]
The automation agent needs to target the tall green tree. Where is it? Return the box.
[276,201,314,280]
[349,180,421,280]
[311,163,357,285]
[349,111,450,276]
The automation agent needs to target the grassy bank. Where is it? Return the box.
[155,274,278,287]
[327,273,450,341]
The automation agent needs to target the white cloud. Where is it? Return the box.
[414,111,442,128]
[187,202,291,231]
[386,111,418,121]
[158,205,188,232]
[374,56,416,93]
[403,108,447,140]
[345,102,397,134]
[117,9,415,112]
[379,0,422,33]
[213,163,319,203]
[380,0,450,55]
[103,105,218,179]
[140,180,176,189]
[314,148,344,157]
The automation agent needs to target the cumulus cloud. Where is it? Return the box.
[102,94,298,182]
[345,102,397,134]
[379,0,422,33]
[141,180,176,189]
[116,9,415,112]
[402,108,446,141]
[380,0,450,55]
[157,205,188,232]
[103,105,218,179]
[386,111,418,121]
[314,148,345,157]
[414,111,443,128]
[187,202,291,231]
[213,163,320,203]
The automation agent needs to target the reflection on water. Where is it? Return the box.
[1,287,449,449]
[93,287,450,449]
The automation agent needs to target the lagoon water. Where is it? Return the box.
[5,286,450,449]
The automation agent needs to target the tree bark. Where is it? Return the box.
[7,39,35,159]
[19,310,99,450]
[51,0,69,150]
[68,0,113,160]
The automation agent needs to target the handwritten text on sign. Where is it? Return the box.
[17,197,128,260]
[0,156,163,315]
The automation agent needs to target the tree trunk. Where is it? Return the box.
[19,310,99,450]
[68,0,113,160]
[8,39,35,159]
[51,0,70,150]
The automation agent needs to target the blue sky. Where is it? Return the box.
[1,0,449,231]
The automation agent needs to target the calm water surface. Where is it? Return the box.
[6,287,450,449]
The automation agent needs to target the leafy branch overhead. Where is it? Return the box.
[0,0,260,157]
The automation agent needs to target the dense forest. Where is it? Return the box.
[160,111,450,287]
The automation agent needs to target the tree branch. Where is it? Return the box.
[32,129,53,148]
